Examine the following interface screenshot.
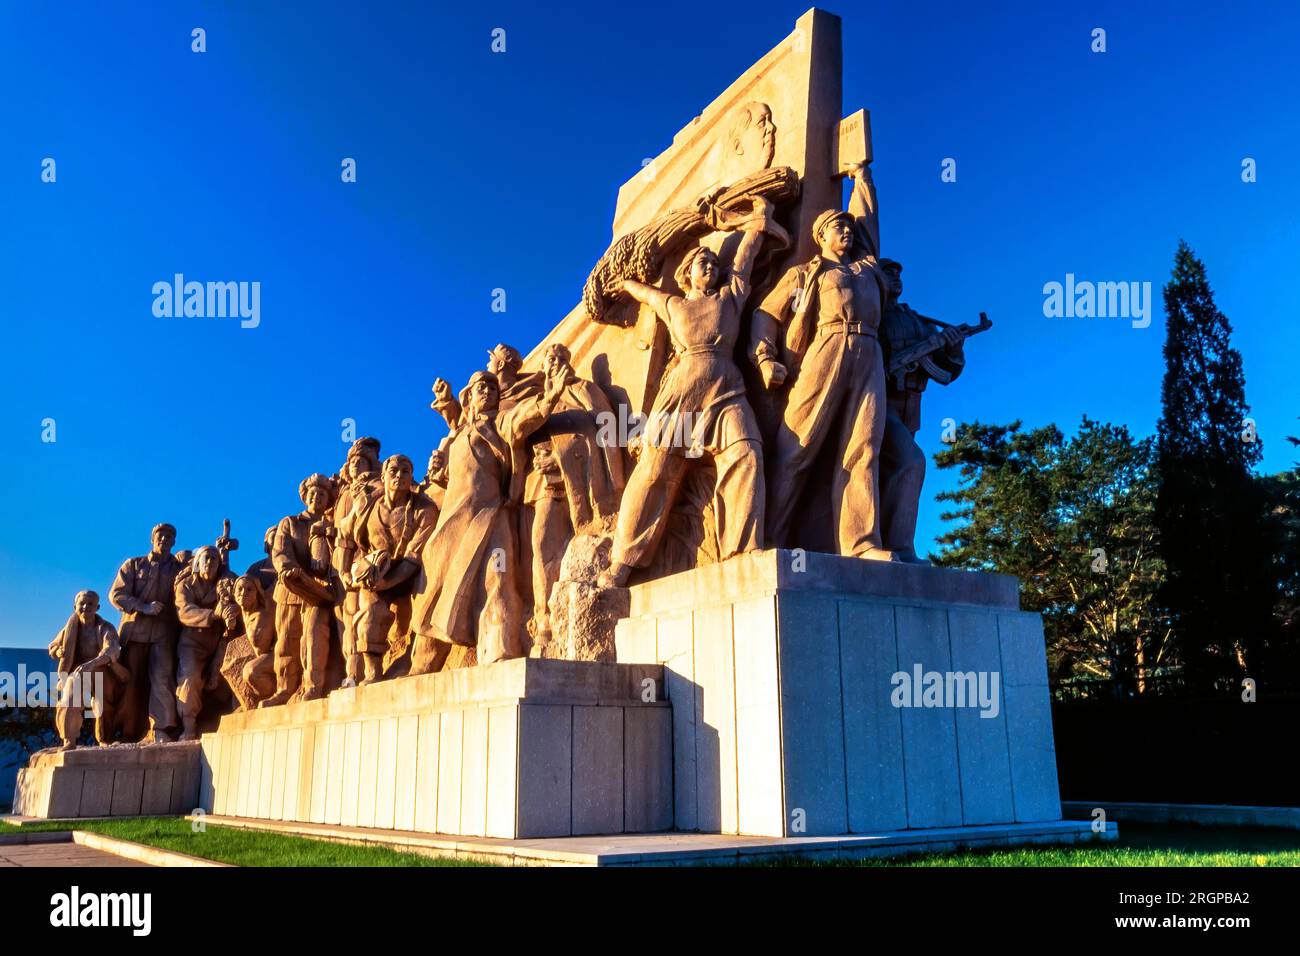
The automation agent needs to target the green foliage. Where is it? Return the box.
[931,417,1170,690]
[1260,467,1300,670]
[0,817,487,867]
[761,824,1300,867]
[1154,241,1280,690]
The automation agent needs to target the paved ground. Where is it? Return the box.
[0,841,152,867]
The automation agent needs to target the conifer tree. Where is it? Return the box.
[1155,241,1275,690]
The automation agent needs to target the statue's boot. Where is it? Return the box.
[358,653,382,686]
[859,547,900,563]
[177,718,199,742]
[260,687,296,708]
[596,561,632,590]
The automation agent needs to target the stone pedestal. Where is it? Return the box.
[199,658,673,839]
[12,741,202,819]
[614,550,1061,837]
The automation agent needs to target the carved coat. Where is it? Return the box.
[108,553,181,645]
[413,400,551,663]
[523,377,625,530]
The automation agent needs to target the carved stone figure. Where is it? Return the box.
[332,437,382,685]
[521,343,625,646]
[419,448,448,509]
[47,590,124,749]
[342,454,439,684]
[486,343,541,412]
[219,574,277,710]
[877,258,970,563]
[264,474,339,705]
[245,526,279,594]
[720,102,777,185]
[108,523,181,743]
[174,546,238,739]
[411,364,567,670]
[751,161,897,561]
[583,166,799,324]
[599,197,778,587]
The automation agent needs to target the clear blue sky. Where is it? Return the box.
[2,1,1297,648]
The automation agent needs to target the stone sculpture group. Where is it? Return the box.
[46,102,990,750]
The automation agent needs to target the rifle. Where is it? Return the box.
[215,518,240,574]
[886,311,992,384]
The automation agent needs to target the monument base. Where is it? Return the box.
[12,740,202,819]
[615,550,1062,837]
[199,658,672,839]
[187,814,1114,866]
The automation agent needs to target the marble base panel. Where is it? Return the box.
[615,549,1062,837]
[12,741,202,819]
[199,658,672,840]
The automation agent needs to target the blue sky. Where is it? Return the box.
[1,0,1297,647]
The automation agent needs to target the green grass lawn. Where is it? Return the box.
[0,816,482,867]
[806,824,1300,867]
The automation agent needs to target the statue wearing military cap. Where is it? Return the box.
[750,160,898,561]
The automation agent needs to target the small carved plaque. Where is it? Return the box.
[834,108,871,172]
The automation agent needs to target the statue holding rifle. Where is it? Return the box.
[877,257,990,562]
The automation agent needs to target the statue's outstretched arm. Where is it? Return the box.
[847,163,880,259]
[729,221,766,292]
[430,378,461,429]
[622,279,673,321]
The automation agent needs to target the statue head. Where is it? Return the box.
[543,343,574,383]
[726,102,776,171]
[462,371,500,418]
[151,522,177,557]
[233,574,265,612]
[74,589,99,625]
[486,344,522,389]
[262,525,276,556]
[382,454,414,499]
[193,546,221,583]
[426,448,447,484]
[813,208,854,260]
[345,437,381,479]
[298,473,336,516]
[674,246,721,296]
[879,258,903,301]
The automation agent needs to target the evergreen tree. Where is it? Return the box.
[1154,241,1276,691]
[933,418,1170,692]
